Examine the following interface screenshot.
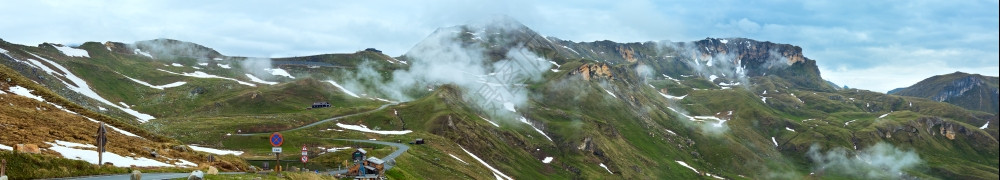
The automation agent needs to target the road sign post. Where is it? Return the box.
[270,132,283,173]
[301,145,308,171]
[96,122,107,167]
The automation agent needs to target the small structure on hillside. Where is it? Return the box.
[347,148,385,179]
[364,48,382,53]
[410,138,425,145]
[312,102,331,109]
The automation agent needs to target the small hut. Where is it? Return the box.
[312,102,331,108]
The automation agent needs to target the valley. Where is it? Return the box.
[0,18,997,180]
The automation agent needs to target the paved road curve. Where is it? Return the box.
[326,139,410,175]
[54,172,244,180]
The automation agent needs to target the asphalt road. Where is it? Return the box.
[326,139,410,175]
[54,138,411,180]
[54,172,244,180]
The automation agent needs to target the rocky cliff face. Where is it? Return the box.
[550,37,833,91]
[572,63,613,81]
[691,38,806,73]
[893,72,999,114]
[931,76,986,102]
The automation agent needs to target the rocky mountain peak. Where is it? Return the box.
[692,38,806,67]
[893,72,999,114]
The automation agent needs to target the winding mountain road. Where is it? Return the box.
[235,102,398,136]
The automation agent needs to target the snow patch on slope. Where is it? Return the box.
[325,80,360,98]
[267,68,295,79]
[24,53,155,122]
[460,146,513,180]
[54,45,90,57]
[878,112,890,119]
[8,86,44,102]
[478,115,501,127]
[188,145,244,155]
[245,74,278,85]
[599,163,614,174]
[659,92,686,100]
[662,74,682,83]
[158,69,255,87]
[676,161,700,174]
[449,154,469,164]
[844,119,857,127]
[47,141,177,167]
[542,157,553,164]
[336,123,412,135]
[121,74,186,90]
[604,89,617,98]
[134,49,152,58]
[519,116,553,142]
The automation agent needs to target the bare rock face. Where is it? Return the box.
[617,46,637,63]
[573,63,613,81]
[940,124,958,140]
[693,38,806,67]
[14,144,40,154]
[578,137,592,150]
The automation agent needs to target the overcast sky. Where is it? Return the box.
[1,0,997,92]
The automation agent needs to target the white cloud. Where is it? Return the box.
[0,0,996,93]
[736,18,761,34]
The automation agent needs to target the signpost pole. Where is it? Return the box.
[96,122,107,167]
[301,145,308,171]
[269,132,284,174]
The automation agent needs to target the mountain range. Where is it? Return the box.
[0,18,997,179]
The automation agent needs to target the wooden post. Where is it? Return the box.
[2,158,6,177]
[96,122,107,167]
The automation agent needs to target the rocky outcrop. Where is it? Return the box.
[14,144,40,154]
[921,117,976,140]
[617,46,637,63]
[693,38,805,67]
[931,76,985,102]
[572,63,612,81]
[577,137,592,150]
[207,166,219,175]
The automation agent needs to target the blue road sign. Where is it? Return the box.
[270,132,283,147]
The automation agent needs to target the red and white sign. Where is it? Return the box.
[301,145,308,163]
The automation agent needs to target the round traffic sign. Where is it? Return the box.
[269,132,284,147]
[301,155,308,163]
